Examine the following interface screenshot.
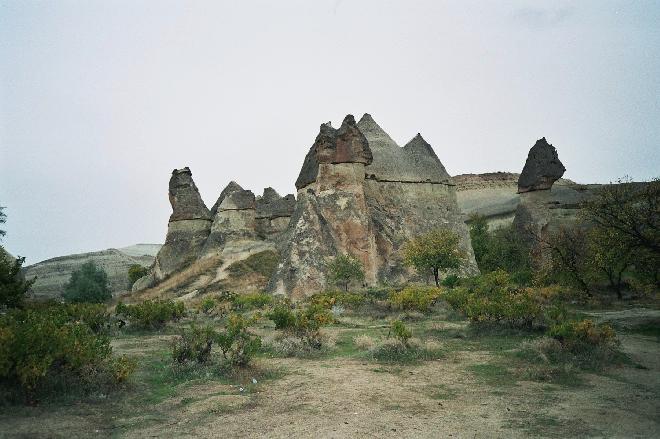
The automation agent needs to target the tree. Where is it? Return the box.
[537,226,592,296]
[0,206,6,240]
[583,178,659,255]
[403,229,466,287]
[586,228,633,299]
[327,254,365,292]
[63,261,112,303]
[0,253,34,308]
[128,264,149,287]
[468,214,532,284]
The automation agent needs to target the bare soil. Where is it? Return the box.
[1,308,658,438]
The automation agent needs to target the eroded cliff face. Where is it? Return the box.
[268,114,478,298]
[358,114,478,284]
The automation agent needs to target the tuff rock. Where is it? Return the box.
[517,138,566,193]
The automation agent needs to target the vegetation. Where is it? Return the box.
[0,303,134,403]
[128,264,149,287]
[443,271,543,329]
[116,299,185,330]
[227,250,279,279]
[63,261,112,303]
[267,304,333,349]
[388,286,441,312]
[469,215,532,284]
[327,254,365,291]
[403,228,466,286]
[0,206,5,240]
[0,255,34,309]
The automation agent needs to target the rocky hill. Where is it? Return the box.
[23,245,160,300]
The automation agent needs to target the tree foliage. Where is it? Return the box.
[127,264,149,287]
[0,206,6,240]
[327,254,365,291]
[468,215,532,284]
[403,229,466,286]
[0,254,34,309]
[63,261,112,303]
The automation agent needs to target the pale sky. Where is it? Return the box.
[1,0,659,264]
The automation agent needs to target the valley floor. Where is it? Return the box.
[1,308,659,438]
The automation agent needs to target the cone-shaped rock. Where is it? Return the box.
[210,181,243,216]
[168,167,212,221]
[517,138,566,193]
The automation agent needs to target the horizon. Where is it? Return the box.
[1,1,659,264]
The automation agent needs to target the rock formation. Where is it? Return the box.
[150,167,213,283]
[517,137,566,193]
[268,114,478,299]
[133,113,479,300]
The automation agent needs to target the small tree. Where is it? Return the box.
[0,253,34,308]
[63,261,112,303]
[586,228,633,298]
[128,264,149,287]
[403,229,466,286]
[327,254,365,292]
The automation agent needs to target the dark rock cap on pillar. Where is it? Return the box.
[295,115,373,190]
[517,138,566,193]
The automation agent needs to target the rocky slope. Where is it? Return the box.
[23,245,160,300]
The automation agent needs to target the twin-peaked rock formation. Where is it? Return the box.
[136,114,478,299]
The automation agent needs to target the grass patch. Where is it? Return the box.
[428,384,457,400]
[468,363,517,387]
[227,250,279,279]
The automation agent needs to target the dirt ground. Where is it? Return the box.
[1,308,658,438]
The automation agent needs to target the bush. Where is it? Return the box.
[443,271,543,329]
[441,274,460,289]
[63,261,112,303]
[216,314,262,367]
[267,304,333,349]
[390,320,412,346]
[116,299,185,330]
[548,319,618,353]
[0,305,134,402]
[370,338,442,364]
[388,286,441,312]
[199,297,217,314]
[231,292,273,310]
[309,290,368,309]
[128,264,149,287]
[172,324,215,364]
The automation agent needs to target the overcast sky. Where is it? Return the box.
[1,0,659,264]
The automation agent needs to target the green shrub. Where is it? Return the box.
[309,290,368,309]
[199,297,217,314]
[0,305,134,402]
[128,264,149,287]
[215,314,262,367]
[388,286,441,312]
[267,304,333,348]
[548,319,618,353]
[62,303,111,334]
[441,274,460,289]
[227,250,279,279]
[116,299,185,330]
[390,320,412,346]
[172,324,215,364]
[231,292,273,310]
[63,261,112,303]
[443,271,543,328]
